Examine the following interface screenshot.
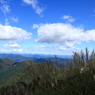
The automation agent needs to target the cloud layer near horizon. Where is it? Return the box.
[24,45,80,55]
[33,23,95,47]
[2,43,20,48]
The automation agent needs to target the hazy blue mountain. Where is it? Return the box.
[4,54,47,63]
[32,58,47,63]
[55,55,72,59]
[0,53,10,58]
[21,54,72,59]
[21,54,54,58]
[0,53,72,66]
[5,55,33,62]
[0,53,72,59]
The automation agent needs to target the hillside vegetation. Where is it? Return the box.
[0,48,95,95]
[0,59,35,82]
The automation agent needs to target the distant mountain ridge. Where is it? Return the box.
[0,53,72,59]
[5,54,32,62]
[0,56,72,83]
[0,54,72,66]
[21,54,72,59]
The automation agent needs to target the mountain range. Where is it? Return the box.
[0,53,72,59]
[0,53,72,84]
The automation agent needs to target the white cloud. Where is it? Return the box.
[24,45,80,55]
[2,43,20,48]
[32,24,39,28]
[34,23,95,47]
[9,40,16,44]
[59,46,66,51]
[62,15,76,22]
[35,23,84,47]
[0,49,12,53]
[0,0,6,4]
[5,18,10,25]
[13,49,23,52]
[11,16,19,23]
[0,24,32,40]
[0,48,23,53]
[1,4,10,15]
[23,0,45,17]
[0,44,80,55]
[0,0,19,24]
[30,45,46,51]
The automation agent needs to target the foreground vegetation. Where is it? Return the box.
[0,48,95,95]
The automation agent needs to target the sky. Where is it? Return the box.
[0,0,95,55]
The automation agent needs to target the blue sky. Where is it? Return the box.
[0,0,95,55]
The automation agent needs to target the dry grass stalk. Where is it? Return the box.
[93,75,95,81]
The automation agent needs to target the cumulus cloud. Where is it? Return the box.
[23,0,45,17]
[35,23,84,47]
[34,23,95,47]
[32,24,39,28]
[0,24,32,40]
[62,15,76,22]
[2,43,20,48]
